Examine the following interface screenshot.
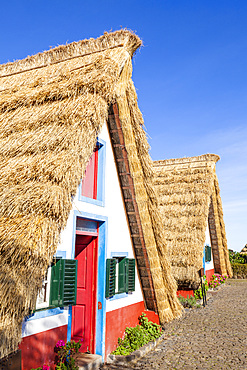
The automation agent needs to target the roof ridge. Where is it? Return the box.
[153,154,220,167]
[0,29,141,77]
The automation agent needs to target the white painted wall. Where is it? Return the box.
[22,310,68,338]
[23,122,144,336]
[205,223,214,271]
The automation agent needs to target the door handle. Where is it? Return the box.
[98,301,102,310]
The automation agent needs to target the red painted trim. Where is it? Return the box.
[143,309,160,325]
[19,325,67,370]
[75,230,98,236]
[177,290,194,298]
[81,147,98,200]
[93,147,98,199]
[105,301,159,356]
[206,268,215,282]
[91,236,98,353]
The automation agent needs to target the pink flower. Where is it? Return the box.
[55,340,65,348]
[42,366,50,370]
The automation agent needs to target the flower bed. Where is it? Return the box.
[31,339,82,370]
[107,333,167,366]
[208,274,228,289]
[111,313,162,356]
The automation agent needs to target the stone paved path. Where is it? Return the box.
[102,280,247,369]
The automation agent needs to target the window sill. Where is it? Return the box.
[78,195,104,207]
[26,307,65,321]
[108,292,132,301]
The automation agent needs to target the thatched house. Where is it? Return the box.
[0,30,182,366]
[153,154,233,291]
[240,245,247,256]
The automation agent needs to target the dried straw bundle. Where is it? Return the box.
[153,155,232,289]
[0,30,181,358]
[211,175,232,277]
[115,63,182,323]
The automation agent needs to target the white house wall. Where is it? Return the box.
[205,223,214,271]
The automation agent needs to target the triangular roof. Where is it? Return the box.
[240,245,247,255]
[153,154,232,289]
[0,30,182,357]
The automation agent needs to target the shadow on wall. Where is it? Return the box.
[19,325,67,370]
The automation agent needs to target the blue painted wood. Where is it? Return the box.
[67,306,72,343]
[24,307,64,322]
[68,210,108,361]
[203,247,206,273]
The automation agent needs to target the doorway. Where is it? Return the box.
[71,232,98,353]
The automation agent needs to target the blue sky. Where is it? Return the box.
[1,1,246,251]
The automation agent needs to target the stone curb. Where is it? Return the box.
[106,333,167,366]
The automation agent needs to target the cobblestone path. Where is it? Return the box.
[102,280,247,369]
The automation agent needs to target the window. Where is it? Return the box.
[79,139,105,206]
[205,245,212,262]
[105,257,135,298]
[36,266,52,309]
[81,147,98,199]
[36,259,78,310]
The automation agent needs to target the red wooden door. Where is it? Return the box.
[71,234,98,352]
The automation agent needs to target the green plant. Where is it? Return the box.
[178,295,200,308]
[231,263,247,278]
[31,365,50,370]
[194,276,209,300]
[208,274,228,289]
[229,250,247,264]
[55,340,82,370]
[111,313,162,356]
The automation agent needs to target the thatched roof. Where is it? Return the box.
[0,30,182,358]
[240,245,247,255]
[153,154,233,289]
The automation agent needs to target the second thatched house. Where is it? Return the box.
[0,30,182,368]
[153,154,232,293]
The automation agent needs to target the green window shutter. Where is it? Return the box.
[126,258,135,293]
[118,258,127,293]
[205,246,212,262]
[105,259,116,298]
[50,259,77,307]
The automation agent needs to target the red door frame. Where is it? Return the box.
[72,226,98,353]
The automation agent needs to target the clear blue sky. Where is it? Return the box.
[1,1,246,251]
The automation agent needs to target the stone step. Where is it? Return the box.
[74,353,102,370]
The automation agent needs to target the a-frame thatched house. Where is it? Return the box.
[153,154,232,291]
[0,30,182,366]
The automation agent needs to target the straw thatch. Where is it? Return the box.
[153,154,233,290]
[0,30,182,358]
[240,245,247,255]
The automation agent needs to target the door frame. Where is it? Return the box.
[67,210,108,359]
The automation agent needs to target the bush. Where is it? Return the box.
[208,274,228,288]
[31,340,82,370]
[55,340,82,370]
[194,276,209,300]
[229,250,247,264]
[111,313,162,356]
[231,263,247,279]
[178,295,200,308]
